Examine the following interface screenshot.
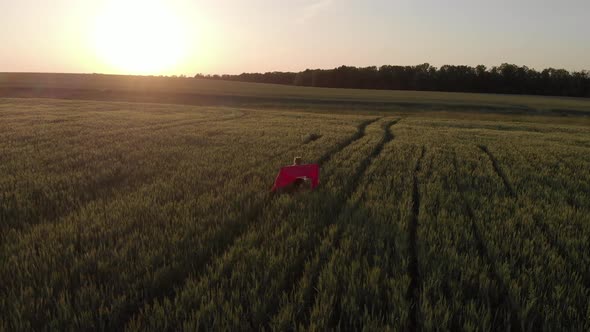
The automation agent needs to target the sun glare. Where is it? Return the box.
[94,0,187,75]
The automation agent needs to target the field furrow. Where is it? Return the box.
[265,120,399,329]
[315,117,382,166]
[485,141,590,290]
[458,144,589,330]
[478,144,516,197]
[304,137,415,331]
[407,146,425,331]
[453,152,519,316]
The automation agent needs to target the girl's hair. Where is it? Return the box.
[293,156,302,165]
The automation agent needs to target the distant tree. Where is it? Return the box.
[195,63,590,97]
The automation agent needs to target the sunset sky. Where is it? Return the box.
[1,0,589,75]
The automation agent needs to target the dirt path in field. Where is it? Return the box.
[407,146,426,332]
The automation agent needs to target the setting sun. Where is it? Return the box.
[93,0,188,75]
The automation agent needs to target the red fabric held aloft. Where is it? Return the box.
[271,164,320,192]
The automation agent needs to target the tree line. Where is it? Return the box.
[195,63,590,97]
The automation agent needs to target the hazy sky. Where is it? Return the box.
[1,0,589,75]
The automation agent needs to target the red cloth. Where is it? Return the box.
[271,164,320,192]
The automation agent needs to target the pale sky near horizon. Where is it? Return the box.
[0,0,588,75]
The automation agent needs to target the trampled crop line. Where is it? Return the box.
[407,146,425,332]
[502,148,590,290]
[335,119,398,187]
[532,215,590,289]
[253,117,389,328]
[478,145,517,197]
[120,117,384,330]
[478,145,590,289]
[315,117,381,166]
[452,153,521,329]
[245,117,382,187]
[268,118,401,329]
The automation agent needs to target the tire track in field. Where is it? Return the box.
[531,215,590,289]
[246,117,382,185]
[119,117,381,329]
[268,119,400,329]
[315,117,382,166]
[504,146,590,290]
[478,145,516,197]
[452,153,521,330]
[478,145,590,290]
[477,144,590,328]
[407,146,425,332]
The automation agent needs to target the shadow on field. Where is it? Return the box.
[3,87,590,117]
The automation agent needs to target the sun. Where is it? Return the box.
[93,0,187,75]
